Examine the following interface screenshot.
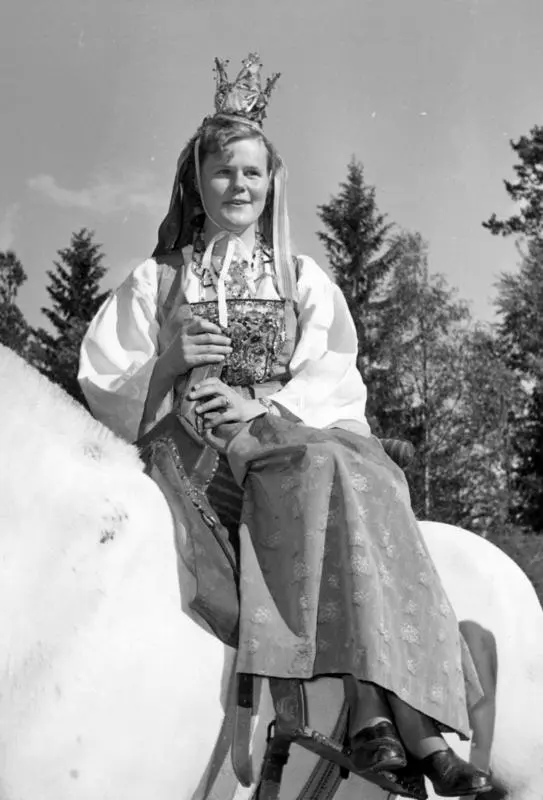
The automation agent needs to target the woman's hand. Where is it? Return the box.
[188,378,265,429]
[164,316,233,378]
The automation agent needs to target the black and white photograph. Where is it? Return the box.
[1,1,542,798]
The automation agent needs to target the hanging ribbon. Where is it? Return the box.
[200,232,254,327]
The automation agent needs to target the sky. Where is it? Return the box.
[1,0,542,328]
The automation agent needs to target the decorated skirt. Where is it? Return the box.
[225,416,482,739]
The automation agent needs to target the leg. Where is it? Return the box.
[388,694,493,797]
[343,678,406,773]
[343,676,392,734]
[388,693,447,758]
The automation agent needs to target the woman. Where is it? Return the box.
[79,55,491,798]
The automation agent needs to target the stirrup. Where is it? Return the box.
[263,679,427,800]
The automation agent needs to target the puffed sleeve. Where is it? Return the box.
[78,259,160,442]
[267,256,370,434]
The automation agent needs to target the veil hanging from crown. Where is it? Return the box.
[152,54,296,303]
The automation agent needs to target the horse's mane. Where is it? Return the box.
[0,344,142,473]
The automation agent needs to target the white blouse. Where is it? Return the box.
[78,253,371,442]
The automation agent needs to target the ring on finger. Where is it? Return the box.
[223,396,232,408]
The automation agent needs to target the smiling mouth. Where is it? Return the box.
[225,200,249,206]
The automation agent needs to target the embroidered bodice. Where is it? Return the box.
[189,298,294,387]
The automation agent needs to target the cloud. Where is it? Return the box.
[27,173,166,216]
[0,203,20,250]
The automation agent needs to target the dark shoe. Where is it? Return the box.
[420,747,493,797]
[349,721,407,773]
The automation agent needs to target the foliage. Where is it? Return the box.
[494,239,543,378]
[448,326,520,532]
[483,125,543,240]
[32,229,108,404]
[483,124,543,532]
[319,213,519,531]
[0,250,31,356]
[373,232,473,519]
[376,238,521,533]
[316,158,401,377]
[491,236,543,530]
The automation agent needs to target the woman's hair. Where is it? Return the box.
[153,116,282,257]
[197,115,282,174]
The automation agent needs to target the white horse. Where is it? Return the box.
[1,343,542,800]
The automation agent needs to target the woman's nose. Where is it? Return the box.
[232,171,246,191]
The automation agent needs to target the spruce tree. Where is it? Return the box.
[483,125,543,240]
[0,250,31,356]
[493,240,543,530]
[316,158,401,426]
[33,229,109,403]
[484,124,543,531]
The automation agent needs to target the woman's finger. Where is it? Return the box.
[185,354,226,367]
[191,332,232,347]
[191,376,224,389]
[189,381,226,399]
[190,342,232,355]
[203,409,240,429]
[195,395,232,415]
[190,317,227,336]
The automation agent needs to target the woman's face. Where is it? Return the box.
[199,137,271,233]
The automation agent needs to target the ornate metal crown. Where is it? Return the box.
[213,53,280,126]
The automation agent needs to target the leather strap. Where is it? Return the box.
[256,728,292,800]
[269,678,306,737]
[231,672,258,787]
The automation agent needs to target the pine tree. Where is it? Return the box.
[483,125,543,240]
[33,229,109,403]
[484,123,543,530]
[0,250,31,356]
[494,239,543,377]
[493,240,543,530]
[316,158,401,414]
